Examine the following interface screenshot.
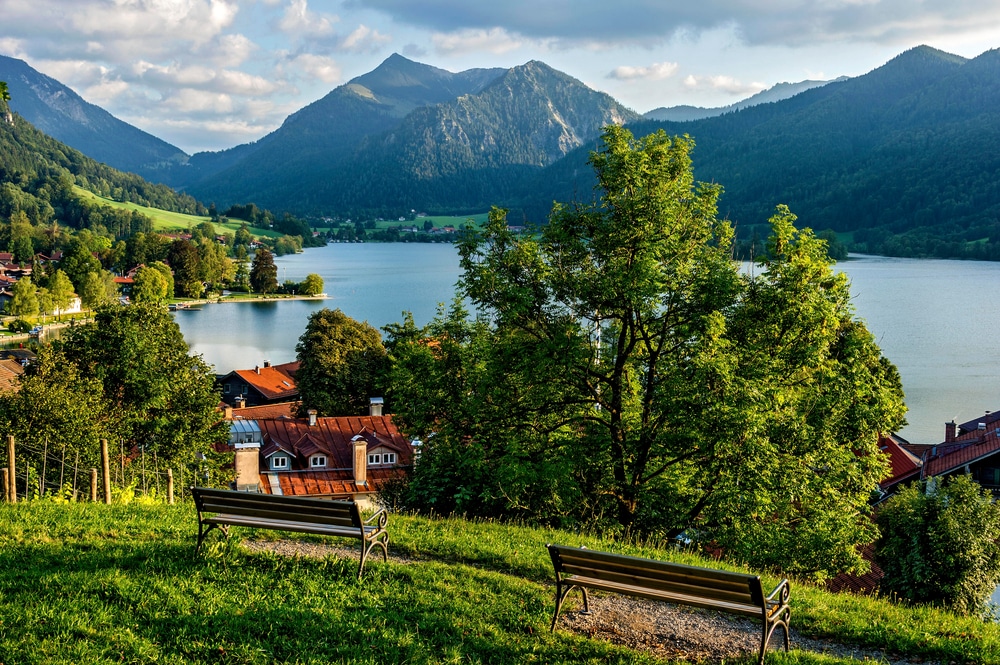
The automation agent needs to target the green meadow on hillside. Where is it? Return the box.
[73,186,283,238]
[0,501,997,664]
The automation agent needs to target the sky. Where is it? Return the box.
[2,1,1000,155]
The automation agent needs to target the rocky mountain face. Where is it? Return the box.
[0,55,186,175]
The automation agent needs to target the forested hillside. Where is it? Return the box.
[0,55,186,178]
[0,110,205,240]
[531,46,1000,260]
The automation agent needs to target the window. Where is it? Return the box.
[368,453,381,465]
[383,452,396,464]
[310,455,327,468]
[271,456,288,470]
[223,384,231,394]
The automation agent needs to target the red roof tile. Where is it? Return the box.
[233,363,299,401]
[260,467,406,498]
[878,435,922,490]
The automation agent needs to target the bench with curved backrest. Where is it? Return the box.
[191,487,389,578]
[547,544,791,665]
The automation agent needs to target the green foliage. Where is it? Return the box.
[249,248,278,294]
[7,318,31,333]
[875,475,1000,616]
[47,269,75,314]
[58,303,228,466]
[393,126,905,579]
[78,270,118,309]
[131,265,169,304]
[296,308,389,416]
[7,275,38,317]
[298,273,324,296]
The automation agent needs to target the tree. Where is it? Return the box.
[875,475,1000,616]
[59,238,102,292]
[79,270,118,309]
[7,277,38,317]
[167,239,201,297]
[299,273,324,296]
[149,261,175,300]
[250,248,278,294]
[131,265,169,304]
[296,308,389,416]
[399,126,904,577]
[59,303,228,465]
[48,269,75,316]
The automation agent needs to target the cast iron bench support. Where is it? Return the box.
[547,544,790,665]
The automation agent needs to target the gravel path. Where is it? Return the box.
[240,539,940,664]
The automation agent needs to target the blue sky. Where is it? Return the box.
[2,0,999,154]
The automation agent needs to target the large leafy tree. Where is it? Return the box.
[397,126,905,577]
[59,302,228,465]
[250,248,278,294]
[8,276,38,317]
[875,475,1000,616]
[296,308,389,416]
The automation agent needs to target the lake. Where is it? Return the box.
[174,244,1000,445]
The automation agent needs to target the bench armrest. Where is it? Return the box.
[765,578,790,605]
[362,508,388,530]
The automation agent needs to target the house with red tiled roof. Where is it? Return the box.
[217,360,300,407]
[916,412,1000,491]
[227,399,414,504]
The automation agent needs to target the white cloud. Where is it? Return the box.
[608,62,679,81]
[683,73,766,95]
[289,53,343,84]
[341,24,392,53]
[278,0,337,37]
[432,28,523,55]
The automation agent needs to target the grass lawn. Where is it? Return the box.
[373,213,490,231]
[1,502,997,664]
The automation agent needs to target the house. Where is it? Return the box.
[217,360,299,407]
[228,398,413,504]
[916,413,1000,492]
[0,358,25,393]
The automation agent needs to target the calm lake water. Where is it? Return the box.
[174,244,1000,445]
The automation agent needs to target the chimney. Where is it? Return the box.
[352,435,367,486]
[233,442,261,491]
[235,396,245,409]
[308,409,317,427]
[255,365,260,374]
[369,397,383,417]
[263,360,271,368]
[945,420,956,443]
[224,405,233,420]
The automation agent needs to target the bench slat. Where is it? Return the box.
[198,502,357,528]
[559,562,755,606]
[557,553,755,594]
[563,574,764,617]
[203,514,368,538]
[553,546,758,586]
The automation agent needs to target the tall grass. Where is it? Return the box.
[1,502,997,664]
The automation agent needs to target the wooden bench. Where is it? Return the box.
[547,544,790,665]
[191,487,389,578]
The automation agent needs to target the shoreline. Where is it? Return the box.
[171,293,329,307]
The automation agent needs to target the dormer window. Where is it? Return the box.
[368,452,396,466]
[310,454,327,468]
[271,455,288,470]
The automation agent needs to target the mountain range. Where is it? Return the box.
[4,45,1000,259]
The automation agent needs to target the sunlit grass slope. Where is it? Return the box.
[0,502,997,664]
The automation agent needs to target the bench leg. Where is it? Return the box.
[758,606,791,665]
[359,534,389,579]
[195,522,228,554]
[550,583,590,631]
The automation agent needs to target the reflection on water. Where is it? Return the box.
[174,246,1000,445]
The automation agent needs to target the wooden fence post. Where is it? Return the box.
[100,439,111,505]
[90,468,97,502]
[6,435,15,504]
[167,468,174,505]
[1,468,8,503]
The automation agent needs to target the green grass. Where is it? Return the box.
[373,213,490,231]
[1,502,998,664]
[73,187,284,239]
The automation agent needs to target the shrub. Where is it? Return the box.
[7,318,31,333]
[875,474,1000,616]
